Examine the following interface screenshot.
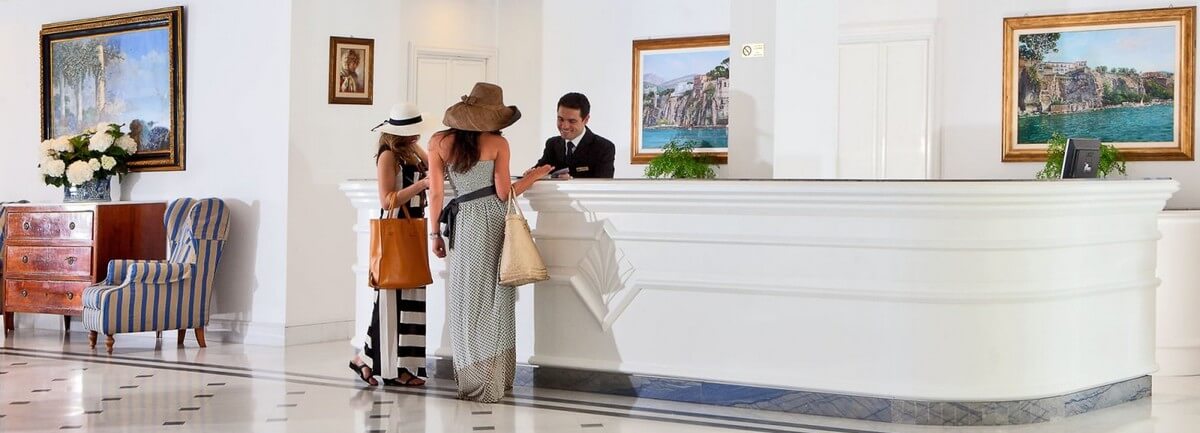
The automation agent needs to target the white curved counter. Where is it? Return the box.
[341,178,1178,425]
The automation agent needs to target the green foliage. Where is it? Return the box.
[1036,132,1127,179]
[1018,33,1060,62]
[1146,80,1173,100]
[644,140,717,179]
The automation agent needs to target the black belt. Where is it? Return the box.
[438,185,497,249]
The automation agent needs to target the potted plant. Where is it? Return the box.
[1035,132,1127,179]
[39,123,138,202]
[644,140,717,179]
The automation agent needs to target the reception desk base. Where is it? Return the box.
[424,357,1148,426]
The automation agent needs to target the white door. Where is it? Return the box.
[412,51,491,129]
[837,39,933,179]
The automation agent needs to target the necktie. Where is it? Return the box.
[566,140,575,161]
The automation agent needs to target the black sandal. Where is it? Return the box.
[348,361,378,386]
[382,369,425,387]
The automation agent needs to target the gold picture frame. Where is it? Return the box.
[1002,7,1195,162]
[328,36,374,105]
[631,35,730,164]
[41,7,187,172]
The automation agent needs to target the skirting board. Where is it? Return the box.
[424,357,1149,426]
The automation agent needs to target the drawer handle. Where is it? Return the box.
[69,222,76,230]
[66,292,75,300]
[66,256,77,265]
[19,289,27,298]
[21,255,28,264]
[22,221,31,231]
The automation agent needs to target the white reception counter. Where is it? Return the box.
[341,178,1178,425]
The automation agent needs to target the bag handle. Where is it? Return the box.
[506,186,525,219]
[380,201,415,220]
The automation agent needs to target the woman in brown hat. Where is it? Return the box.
[427,82,553,403]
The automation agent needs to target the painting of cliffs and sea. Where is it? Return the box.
[631,35,730,164]
[1003,8,1194,161]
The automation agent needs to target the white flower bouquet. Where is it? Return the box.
[39,123,138,187]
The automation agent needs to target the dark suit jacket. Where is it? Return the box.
[534,128,616,178]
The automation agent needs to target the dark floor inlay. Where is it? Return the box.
[582,424,604,428]
[10,401,30,405]
[277,404,297,408]
[368,430,386,433]
[52,378,67,382]
[120,386,138,389]
[369,414,390,419]
[266,418,287,422]
[0,371,7,374]
[32,389,51,393]
[207,382,225,386]
[287,391,305,395]
[179,407,200,411]
[472,411,492,415]
[84,411,102,415]
[10,362,27,366]
[473,427,496,431]
[373,401,394,405]
[101,397,121,401]
[163,421,185,426]
[59,426,82,430]
[135,375,153,378]
[193,394,214,398]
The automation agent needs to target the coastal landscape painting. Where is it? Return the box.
[41,7,186,171]
[632,35,729,164]
[1002,7,1195,161]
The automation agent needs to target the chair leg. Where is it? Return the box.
[194,327,206,348]
[4,312,14,332]
[156,331,162,339]
[89,331,98,349]
[105,335,115,355]
[63,315,71,332]
[177,329,186,346]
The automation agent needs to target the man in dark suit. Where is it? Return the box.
[527,92,615,179]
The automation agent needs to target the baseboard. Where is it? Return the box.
[205,318,285,346]
[283,320,355,346]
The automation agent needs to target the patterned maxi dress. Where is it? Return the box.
[446,160,515,402]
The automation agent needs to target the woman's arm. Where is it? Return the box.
[377,151,429,209]
[493,138,513,202]
[427,135,448,258]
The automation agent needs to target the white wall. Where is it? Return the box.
[286,0,499,343]
[937,0,1200,208]
[0,0,292,343]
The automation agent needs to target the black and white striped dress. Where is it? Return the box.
[364,160,428,378]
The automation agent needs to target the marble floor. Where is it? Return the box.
[1,329,1199,432]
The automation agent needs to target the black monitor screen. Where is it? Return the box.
[1062,138,1102,179]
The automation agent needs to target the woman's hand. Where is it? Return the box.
[417,178,431,190]
[431,236,447,258]
[529,165,555,180]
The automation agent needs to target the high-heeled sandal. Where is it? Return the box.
[348,361,378,386]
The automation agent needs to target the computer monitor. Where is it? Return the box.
[1061,138,1102,179]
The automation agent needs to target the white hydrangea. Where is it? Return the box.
[50,136,71,152]
[40,139,54,156]
[89,130,115,152]
[101,155,117,170]
[115,135,137,153]
[88,158,102,171]
[40,158,65,177]
[66,161,95,186]
[95,122,116,134]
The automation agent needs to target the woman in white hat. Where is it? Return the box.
[349,102,431,387]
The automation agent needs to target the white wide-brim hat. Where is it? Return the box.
[372,102,426,136]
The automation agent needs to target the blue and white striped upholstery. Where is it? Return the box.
[82,198,231,336]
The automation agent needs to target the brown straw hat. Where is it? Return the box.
[443,82,522,132]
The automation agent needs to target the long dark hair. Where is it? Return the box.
[443,129,501,173]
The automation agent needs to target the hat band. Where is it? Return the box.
[387,115,422,126]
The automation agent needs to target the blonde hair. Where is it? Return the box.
[376,133,425,167]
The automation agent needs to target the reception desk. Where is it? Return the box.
[341,179,1178,425]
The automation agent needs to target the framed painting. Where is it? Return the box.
[329,36,374,105]
[41,7,186,172]
[631,35,730,164]
[1003,7,1195,161]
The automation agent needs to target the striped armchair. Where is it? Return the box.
[83,198,231,354]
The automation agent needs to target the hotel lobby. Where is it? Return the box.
[3,1,1200,432]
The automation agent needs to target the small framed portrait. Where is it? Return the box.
[329,36,374,105]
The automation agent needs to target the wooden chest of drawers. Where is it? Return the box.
[2,202,166,332]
